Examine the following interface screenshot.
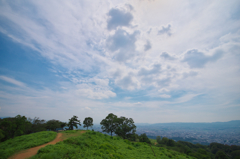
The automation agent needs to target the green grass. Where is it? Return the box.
[61,130,87,140]
[0,131,57,159]
[30,131,195,159]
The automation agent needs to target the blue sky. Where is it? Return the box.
[0,0,240,123]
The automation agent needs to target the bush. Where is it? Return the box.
[231,150,240,159]
[139,133,151,144]
[215,150,228,159]
[162,137,169,144]
[167,139,175,147]
[156,136,161,144]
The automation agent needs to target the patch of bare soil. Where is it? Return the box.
[8,133,63,159]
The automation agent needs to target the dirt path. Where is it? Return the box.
[8,133,63,159]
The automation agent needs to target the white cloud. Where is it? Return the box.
[159,94,171,98]
[85,107,91,110]
[0,0,240,123]
[0,76,26,87]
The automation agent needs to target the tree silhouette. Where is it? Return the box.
[100,113,118,136]
[67,115,81,130]
[83,117,93,130]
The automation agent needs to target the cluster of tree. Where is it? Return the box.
[100,113,152,145]
[0,115,94,142]
[66,116,93,130]
[209,142,240,159]
[0,115,68,142]
[100,113,136,139]
[155,136,240,159]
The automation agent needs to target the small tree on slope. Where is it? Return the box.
[83,117,93,130]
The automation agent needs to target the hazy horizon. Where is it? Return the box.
[0,0,240,124]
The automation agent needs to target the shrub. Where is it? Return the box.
[167,139,175,147]
[156,136,161,144]
[215,150,228,159]
[231,150,240,159]
[139,133,151,144]
[162,137,169,144]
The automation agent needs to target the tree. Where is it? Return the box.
[27,117,46,133]
[156,136,161,144]
[83,117,93,130]
[46,120,61,131]
[68,115,81,130]
[162,137,169,144]
[60,121,67,129]
[14,115,29,137]
[215,150,228,159]
[0,115,30,140]
[100,113,118,136]
[167,139,175,146]
[114,116,136,139]
[139,133,151,144]
[0,129,5,141]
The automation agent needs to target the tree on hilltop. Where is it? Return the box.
[100,113,118,136]
[115,116,136,139]
[68,115,81,130]
[83,117,93,130]
[46,119,66,131]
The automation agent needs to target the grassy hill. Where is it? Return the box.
[30,130,195,159]
[0,131,57,159]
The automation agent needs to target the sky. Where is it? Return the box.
[0,0,240,124]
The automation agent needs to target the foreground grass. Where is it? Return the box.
[30,131,195,159]
[0,131,57,159]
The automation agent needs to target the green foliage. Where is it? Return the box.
[162,137,169,144]
[0,129,5,141]
[156,135,161,144]
[155,138,216,159]
[100,113,137,140]
[115,116,136,139]
[215,150,228,159]
[139,133,151,144]
[209,142,240,158]
[27,117,47,133]
[0,131,56,159]
[46,120,61,131]
[167,139,175,147]
[100,113,118,136]
[0,115,31,141]
[231,150,240,159]
[83,117,93,130]
[30,130,194,159]
[67,115,81,130]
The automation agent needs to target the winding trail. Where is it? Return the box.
[8,133,63,159]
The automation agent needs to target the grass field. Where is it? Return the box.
[30,130,195,159]
[60,130,87,140]
[0,131,57,159]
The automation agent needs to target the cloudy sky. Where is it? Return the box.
[0,0,240,123]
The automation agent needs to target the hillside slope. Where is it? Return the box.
[30,130,195,159]
[0,131,57,159]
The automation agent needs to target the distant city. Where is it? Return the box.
[86,120,240,146]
